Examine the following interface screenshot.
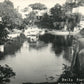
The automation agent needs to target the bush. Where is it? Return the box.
[0,64,16,83]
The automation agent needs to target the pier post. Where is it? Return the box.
[0,45,4,52]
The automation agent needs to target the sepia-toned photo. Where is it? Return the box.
[0,0,84,84]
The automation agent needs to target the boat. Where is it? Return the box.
[24,27,40,38]
[28,36,39,43]
[7,33,20,39]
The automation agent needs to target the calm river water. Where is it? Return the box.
[0,34,74,84]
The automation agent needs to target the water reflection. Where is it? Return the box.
[29,41,48,51]
[39,34,73,46]
[0,34,75,84]
[39,34,55,43]
[1,34,74,60]
[40,34,73,57]
[0,35,25,60]
[0,52,4,60]
[63,47,73,62]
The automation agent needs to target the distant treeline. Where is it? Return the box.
[23,2,81,30]
[36,3,81,30]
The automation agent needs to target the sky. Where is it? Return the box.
[0,0,66,9]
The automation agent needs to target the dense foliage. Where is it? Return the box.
[38,13,53,29]
[0,0,24,44]
[37,4,66,29]
[37,3,81,30]
[24,11,37,26]
[0,64,15,83]
[0,0,23,29]
[0,23,8,44]
[23,3,47,27]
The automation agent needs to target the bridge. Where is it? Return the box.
[46,27,83,36]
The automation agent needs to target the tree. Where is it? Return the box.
[63,3,73,13]
[0,0,23,44]
[50,4,66,29]
[39,13,53,28]
[0,22,8,45]
[65,13,81,31]
[0,0,23,30]
[50,4,65,21]
[51,4,62,16]
[77,0,84,6]
[29,3,47,10]
[23,3,47,27]
[38,4,66,29]
[0,64,15,83]
[24,11,37,26]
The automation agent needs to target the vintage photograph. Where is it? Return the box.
[0,0,84,84]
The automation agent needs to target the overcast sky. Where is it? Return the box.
[0,0,66,9]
